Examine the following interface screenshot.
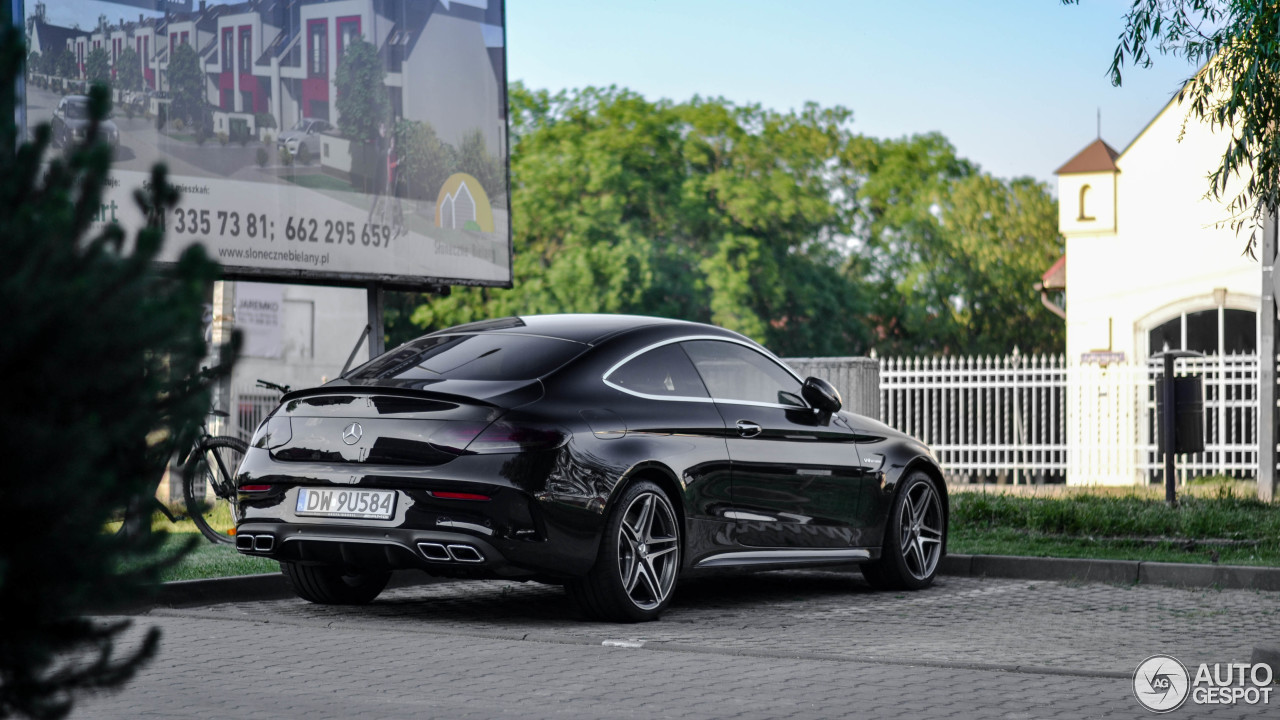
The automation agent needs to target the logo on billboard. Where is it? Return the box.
[435,173,494,233]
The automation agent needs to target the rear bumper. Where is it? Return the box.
[235,521,539,578]
[234,444,607,579]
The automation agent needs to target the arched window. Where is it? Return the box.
[1148,308,1255,356]
[1077,184,1095,221]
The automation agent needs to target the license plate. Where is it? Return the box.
[295,488,396,520]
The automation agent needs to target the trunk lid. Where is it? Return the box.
[267,383,538,466]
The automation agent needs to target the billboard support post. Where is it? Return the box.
[366,283,384,359]
[4,0,23,146]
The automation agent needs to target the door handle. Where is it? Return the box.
[736,420,762,438]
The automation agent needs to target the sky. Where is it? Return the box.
[505,0,1203,188]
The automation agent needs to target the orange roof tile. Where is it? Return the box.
[1055,139,1120,175]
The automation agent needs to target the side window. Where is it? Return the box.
[606,343,709,399]
[682,340,804,407]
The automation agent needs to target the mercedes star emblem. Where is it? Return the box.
[341,422,363,445]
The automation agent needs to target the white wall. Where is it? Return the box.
[229,281,370,395]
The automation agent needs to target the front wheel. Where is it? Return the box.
[183,435,247,544]
[567,480,681,623]
[861,471,945,591]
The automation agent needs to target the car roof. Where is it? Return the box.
[430,313,737,345]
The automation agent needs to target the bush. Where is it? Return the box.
[262,132,273,146]
[256,147,269,168]
[297,142,312,166]
[278,145,293,167]
[172,117,185,132]
[395,118,455,201]
[0,35,239,720]
[217,131,229,146]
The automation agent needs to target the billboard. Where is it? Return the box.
[22,0,511,289]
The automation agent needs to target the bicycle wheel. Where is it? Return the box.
[183,435,248,544]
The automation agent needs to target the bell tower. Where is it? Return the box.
[1055,138,1120,236]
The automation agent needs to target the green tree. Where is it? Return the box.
[842,132,1062,354]
[0,29,238,720]
[401,84,1061,358]
[934,175,1064,354]
[84,46,108,86]
[114,46,142,93]
[167,42,204,127]
[1063,0,1280,249]
[334,37,388,146]
[411,84,871,357]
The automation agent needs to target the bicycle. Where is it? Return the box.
[182,379,290,544]
[113,408,245,543]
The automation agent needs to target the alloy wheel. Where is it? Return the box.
[897,480,943,580]
[615,491,679,610]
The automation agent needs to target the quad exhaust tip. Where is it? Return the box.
[417,542,484,563]
[235,534,275,553]
[417,542,451,561]
[447,544,484,563]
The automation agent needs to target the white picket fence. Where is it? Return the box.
[879,353,1260,485]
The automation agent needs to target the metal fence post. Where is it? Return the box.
[1261,207,1278,502]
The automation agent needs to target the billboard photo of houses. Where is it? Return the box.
[23,0,511,287]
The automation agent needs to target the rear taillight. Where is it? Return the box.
[427,491,492,501]
[426,423,492,454]
[240,484,272,492]
[463,423,567,454]
[427,421,567,456]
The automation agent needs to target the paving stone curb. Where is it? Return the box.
[943,553,1280,591]
[108,570,442,612]
[123,553,1280,613]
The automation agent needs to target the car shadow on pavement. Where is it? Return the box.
[322,569,909,629]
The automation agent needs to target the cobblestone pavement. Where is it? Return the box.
[76,572,1279,719]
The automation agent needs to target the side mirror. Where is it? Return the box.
[801,376,842,415]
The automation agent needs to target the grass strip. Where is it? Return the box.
[115,533,278,582]
[949,487,1280,566]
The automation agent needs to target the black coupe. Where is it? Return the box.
[235,314,947,622]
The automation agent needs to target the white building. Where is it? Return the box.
[1054,91,1261,485]
[1056,106,1258,366]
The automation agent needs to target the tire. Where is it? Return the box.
[566,480,681,623]
[280,562,391,605]
[860,471,945,591]
[183,435,247,544]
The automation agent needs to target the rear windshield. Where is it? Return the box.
[346,333,586,382]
